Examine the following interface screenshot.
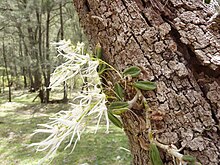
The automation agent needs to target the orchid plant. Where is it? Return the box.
[30,40,109,164]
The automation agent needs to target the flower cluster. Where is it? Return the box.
[30,40,109,164]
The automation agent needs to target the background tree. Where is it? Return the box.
[73,0,220,164]
[2,37,12,102]
[0,0,87,102]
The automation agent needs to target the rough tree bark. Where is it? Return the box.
[73,0,220,164]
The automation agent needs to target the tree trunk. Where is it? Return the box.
[2,39,12,102]
[59,2,64,40]
[2,70,5,93]
[17,26,34,91]
[45,9,51,103]
[73,0,220,164]
[59,1,68,102]
[27,18,42,91]
[36,6,44,92]
[18,35,27,88]
[22,67,27,89]
[28,67,34,92]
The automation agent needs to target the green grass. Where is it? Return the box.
[0,91,131,165]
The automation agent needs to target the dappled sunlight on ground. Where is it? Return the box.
[0,102,27,111]
[0,91,131,165]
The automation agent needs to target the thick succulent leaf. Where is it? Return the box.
[109,101,129,110]
[95,43,103,59]
[204,0,211,4]
[107,111,123,128]
[98,63,106,74]
[149,143,163,165]
[111,108,128,115]
[123,66,141,77]
[182,155,196,163]
[133,81,156,90]
[114,83,124,100]
[109,101,129,115]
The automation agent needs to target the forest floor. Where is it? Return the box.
[0,90,131,165]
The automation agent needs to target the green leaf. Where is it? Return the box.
[114,83,124,100]
[109,101,129,110]
[95,43,103,59]
[133,81,156,91]
[111,107,128,115]
[149,143,163,165]
[107,111,123,128]
[109,101,129,115]
[204,0,211,4]
[182,155,196,163]
[98,63,106,75]
[123,66,141,77]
